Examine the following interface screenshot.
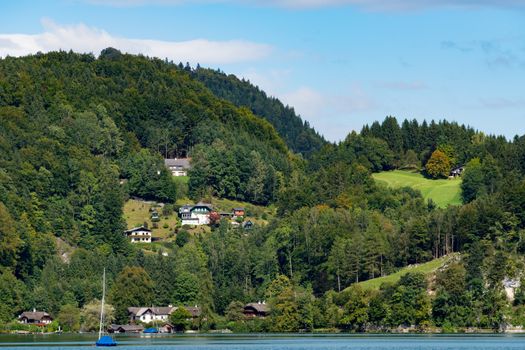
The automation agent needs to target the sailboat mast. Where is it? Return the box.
[98,268,106,340]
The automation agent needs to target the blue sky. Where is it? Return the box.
[0,0,524,141]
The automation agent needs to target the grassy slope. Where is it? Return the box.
[372,170,462,208]
[123,199,180,240]
[354,254,457,291]
[124,197,273,240]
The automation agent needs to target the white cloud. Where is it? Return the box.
[282,86,326,114]
[0,18,272,64]
[280,85,378,141]
[238,68,293,97]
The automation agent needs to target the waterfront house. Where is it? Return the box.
[124,226,152,243]
[164,158,191,177]
[128,306,173,323]
[178,203,213,225]
[18,309,53,325]
[243,302,269,318]
[108,324,144,333]
[128,305,201,324]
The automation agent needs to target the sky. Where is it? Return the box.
[0,0,524,141]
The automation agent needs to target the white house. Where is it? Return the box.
[179,203,213,225]
[128,307,173,323]
[124,226,152,243]
[128,306,201,324]
[164,158,191,177]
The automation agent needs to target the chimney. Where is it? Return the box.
[33,308,36,313]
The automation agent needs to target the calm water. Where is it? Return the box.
[1,334,525,350]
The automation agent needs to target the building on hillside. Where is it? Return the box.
[242,220,254,230]
[128,306,201,324]
[164,158,191,177]
[450,166,465,177]
[243,302,269,318]
[124,226,152,243]
[219,211,232,219]
[108,324,144,333]
[179,203,213,225]
[18,309,53,325]
[233,207,245,217]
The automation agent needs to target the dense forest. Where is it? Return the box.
[1,49,525,333]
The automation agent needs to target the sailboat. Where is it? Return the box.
[96,268,117,347]
[143,305,159,334]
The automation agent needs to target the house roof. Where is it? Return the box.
[109,324,144,332]
[179,203,213,213]
[195,202,213,210]
[128,306,201,317]
[164,158,191,168]
[124,226,152,234]
[184,306,201,317]
[19,311,52,321]
[128,306,174,316]
[244,303,269,313]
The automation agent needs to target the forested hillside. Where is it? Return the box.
[192,67,325,157]
[1,49,525,333]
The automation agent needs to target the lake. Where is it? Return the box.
[1,334,525,349]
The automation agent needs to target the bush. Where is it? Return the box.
[176,230,190,247]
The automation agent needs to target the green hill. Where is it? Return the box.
[353,254,458,291]
[192,67,326,157]
[372,170,462,208]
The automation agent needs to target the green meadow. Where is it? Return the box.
[354,254,458,291]
[372,170,462,208]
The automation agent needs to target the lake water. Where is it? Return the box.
[1,334,525,349]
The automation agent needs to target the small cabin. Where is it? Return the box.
[18,310,53,325]
[243,302,269,318]
[108,324,144,333]
[219,211,232,219]
[242,220,254,230]
[450,166,465,177]
[124,226,152,243]
[233,208,245,217]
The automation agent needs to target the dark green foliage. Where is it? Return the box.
[188,141,285,204]
[109,266,155,323]
[192,67,325,157]
[121,149,177,202]
[432,262,471,327]
[169,307,192,332]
